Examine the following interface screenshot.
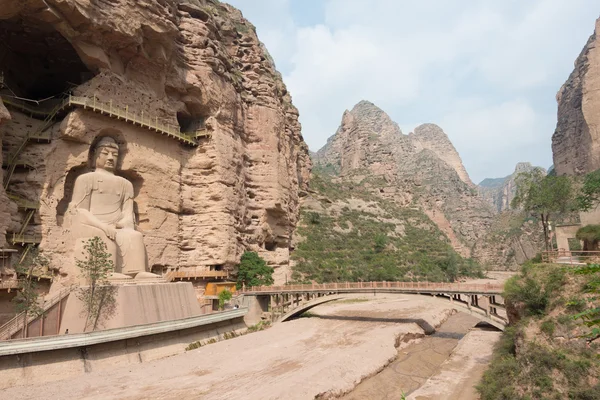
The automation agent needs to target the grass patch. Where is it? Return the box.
[292,171,484,283]
[185,321,272,351]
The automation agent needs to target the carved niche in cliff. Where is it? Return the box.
[66,136,155,280]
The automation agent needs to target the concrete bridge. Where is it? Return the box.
[242,281,507,330]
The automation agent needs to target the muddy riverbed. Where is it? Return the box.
[341,312,500,400]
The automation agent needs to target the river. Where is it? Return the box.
[341,312,500,399]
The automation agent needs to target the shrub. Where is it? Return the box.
[504,276,548,316]
[540,319,555,337]
[308,212,321,225]
[218,289,232,310]
[236,251,274,289]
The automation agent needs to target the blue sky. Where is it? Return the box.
[226,1,599,183]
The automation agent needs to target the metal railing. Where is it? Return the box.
[0,286,72,340]
[542,249,600,265]
[243,281,503,295]
[8,233,42,245]
[67,95,206,146]
[166,268,230,281]
[0,94,62,117]
[6,192,39,210]
[2,93,211,188]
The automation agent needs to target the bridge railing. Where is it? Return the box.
[242,281,503,294]
[542,249,600,264]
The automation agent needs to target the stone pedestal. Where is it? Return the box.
[59,282,202,334]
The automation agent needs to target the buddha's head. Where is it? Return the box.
[93,137,119,172]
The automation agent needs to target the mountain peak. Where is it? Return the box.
[410,124,473,186]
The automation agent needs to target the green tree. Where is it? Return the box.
[76,237,117,332]
[236,251,274,289]
[218,289,233,310]
[511,169,574,251]
[576,224,600,251]
[576,169,600,211]
[12,249,50,338]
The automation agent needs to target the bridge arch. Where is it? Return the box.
[277,293,507,331]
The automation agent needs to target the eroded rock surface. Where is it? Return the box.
[315,101,493,259]
[313,101,543,268]
[552,17,600,175]
[478,162,545,213]
[0,101,12,248]
[0,0,310,283]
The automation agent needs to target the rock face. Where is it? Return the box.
[552,17,600,176]
[410,124,473,186]
[0,0,310,283]
[314,101,545,269]
[478,162,546,213]
[315,101,494,259]
[0,101,13,249]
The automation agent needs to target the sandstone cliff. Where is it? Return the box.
[552,17,600,175]
[0,101,12,249]
[314,101,493,259]
[478,162,546,212]
[0,0,310,284]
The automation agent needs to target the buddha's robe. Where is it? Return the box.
[69,171,146,275]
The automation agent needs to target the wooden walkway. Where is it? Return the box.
[165,269,230,282]
[2,94,211,251]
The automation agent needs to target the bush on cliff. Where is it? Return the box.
[236,251,274,289]
[292,171,484,283]
[477,262,600,400]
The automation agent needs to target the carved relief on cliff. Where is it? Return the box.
[0,0,310,283]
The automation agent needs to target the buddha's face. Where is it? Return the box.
[95,145,119,172]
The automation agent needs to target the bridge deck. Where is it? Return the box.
[243,281,503,296]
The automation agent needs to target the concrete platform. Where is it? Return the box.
[59,282,202,334]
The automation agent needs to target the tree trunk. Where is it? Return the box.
[22,310,28,339]
[541,213,550,252]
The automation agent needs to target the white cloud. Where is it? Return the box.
[226,0,599,181]
[440,98,554,181]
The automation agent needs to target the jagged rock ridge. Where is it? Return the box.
[478,162,546,213]
[313,101,544,268]
[315,100,492,259]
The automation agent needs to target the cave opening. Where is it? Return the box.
[0,17,94,102]
[177,111,205,133]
